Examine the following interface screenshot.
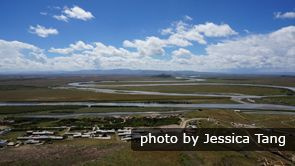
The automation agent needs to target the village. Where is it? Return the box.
[0,126,133,148]
[0,111,260,149]
[0,114,181,149]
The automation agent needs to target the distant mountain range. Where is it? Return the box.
[0,69,294,77]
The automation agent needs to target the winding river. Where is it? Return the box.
[1,79,295,117]
[0,102,294,110]
[60,81,295,103]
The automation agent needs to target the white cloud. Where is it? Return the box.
[167,21,207,45]
[91,42,133,58]
[165,20,237,46]
[63,6,94,21]
[274,11,295,19]
[161,28,173,35]
[172,48,192,57]
[29,25,58,38]
[190,26,295,71]
[167,21,237,45]
[1,22,294,73]
[123,20,237,57]
[194,22,238,37]
[0,40,48,71]
[49,41,93,54]
[123,36,166,56]
[53,14,68,22]
[70,41,93,50]
[0,39,100,72]
[51,5,94,22]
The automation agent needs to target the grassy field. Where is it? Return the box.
[1,75,294,86]
[0,75,294,165]
[84,145,264,166]
[0,75,178,87]
[109,84,293,95]
[0,138,123,166]
[0,113,181,132]
[0,106,84,114]
[253,96,295,106]
[2,142,288,166]
[0,75,294,102]
[0,106,186,116]
[0,85,237,103]
[184,109,295,128]
[1,109,295,165]
[204,75,295,87]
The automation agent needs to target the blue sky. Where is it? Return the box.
[0,0,294,73]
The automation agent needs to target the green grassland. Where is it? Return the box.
[0,106,84,114]
[109,84,293,95]
[0,85,236,103]
[1,115,180,131]
[1,141,290,166]
[253,96,295,106]
[1,109,295,165]
[0,75,294,103]
[0,75,178,87]
[0,75,294,87]
[0,75,295,165]
[94,81,195,85]
[83,145,262,166]
[184,109,295,128]
[0,106,184,115]
[204,75,295,87]
[55,116,180,129]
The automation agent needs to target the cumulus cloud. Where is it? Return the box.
[167,21,237,45]
[172,48,192,57]
[161,28,173,35]
[178,26,295,71]
[29,25,58,38]
[1,21,295,73]
[52,5,94,22]
[274,11,295,19]
[49,41,93,54]
[122,25,294,72]
[0,40,47,71]
[195,22,238,37]
[123,37,166,56]
[123,20,237,56]
[53,14,68,22]
[0,39,100,72]
[64,6,94,21]
[91,42,133,58]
